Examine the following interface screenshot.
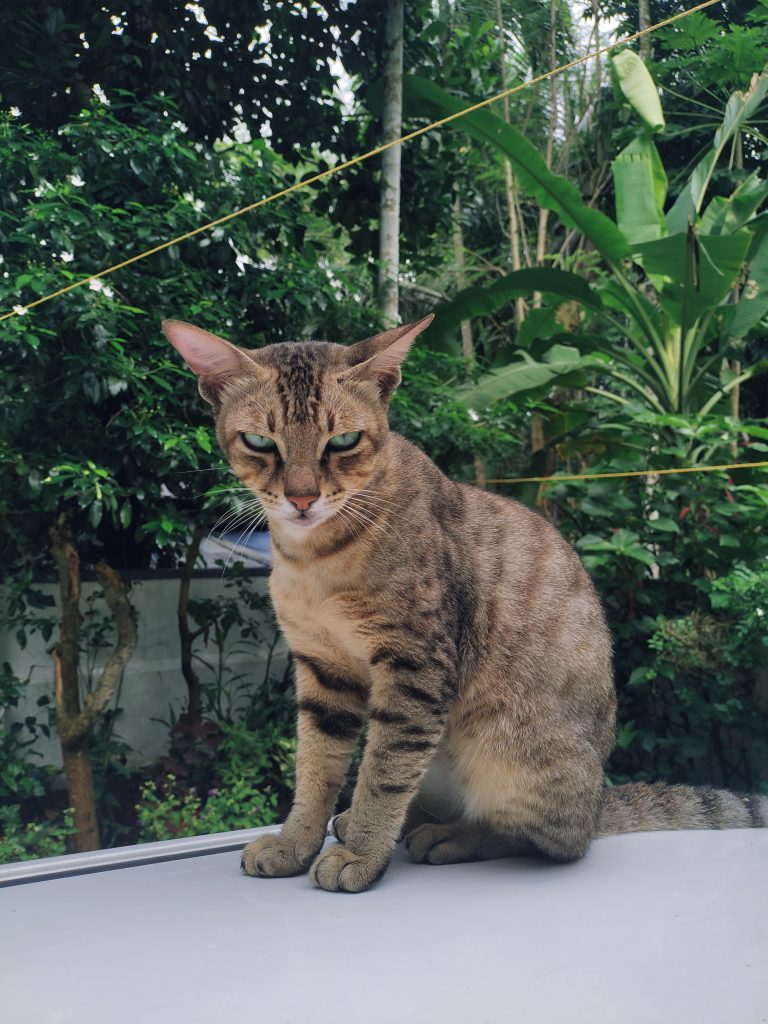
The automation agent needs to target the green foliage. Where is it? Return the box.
[545,408,768,787]
[136,771,283,842]
[638,564,768,792]
[0,1,372,151]
[403,73,629,262]
[611,50,665,133]
[418,62,768,420]
[0,97,378,574]
[0,804,75,864]
[0,662,55,804]
[137,714,296,842]
[390,348,520,477]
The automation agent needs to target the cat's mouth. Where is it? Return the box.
[283,507,330,530]
[290,513,317,528]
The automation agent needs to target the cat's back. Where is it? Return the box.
[387,434,609,661]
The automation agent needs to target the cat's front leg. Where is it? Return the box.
[241,655,366,879]
[310,657,452,892]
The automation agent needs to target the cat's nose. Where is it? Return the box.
[286,493,319,511]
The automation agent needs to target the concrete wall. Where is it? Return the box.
[0,573,288,768]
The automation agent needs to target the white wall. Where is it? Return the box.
[0,574,289,768]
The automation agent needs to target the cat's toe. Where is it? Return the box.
[241,834,315,878]
[405,823,467,865]
[309,845,389,893]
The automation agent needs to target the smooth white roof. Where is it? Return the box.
[1,826,766,1023]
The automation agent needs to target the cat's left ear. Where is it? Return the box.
[340,314,434,400]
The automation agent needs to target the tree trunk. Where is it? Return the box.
[452,187,487,489]
[378,0,404,325]
[534,0,558,306]
[178,522,206,726]
[638,0,652,63]
[61,746,100,851]
[729,136,743,455]
[49,518,138,853]
[495,0,526,326]
[451,188,474,363]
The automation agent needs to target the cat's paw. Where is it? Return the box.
[405,822,470,865]
[309,845,389,893]
[240,833,319,878]
[329,809,351,843]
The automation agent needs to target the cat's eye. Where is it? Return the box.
[326,431,361,452]
[242,432,277,453]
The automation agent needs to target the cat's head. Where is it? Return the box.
[162,316,433,535]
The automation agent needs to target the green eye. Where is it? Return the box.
[327,431,361,451]
[242,432,277,452]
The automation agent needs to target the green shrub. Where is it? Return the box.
[0,804,75,864]
[547,412,768,787]
[137,707,297,842]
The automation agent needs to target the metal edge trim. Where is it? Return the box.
[0,824,280,888]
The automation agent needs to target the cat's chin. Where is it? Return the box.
[276,514,328,535]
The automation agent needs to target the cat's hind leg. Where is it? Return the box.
[405,820,534,864]
[430,728,604,865]
[457,754,603,863]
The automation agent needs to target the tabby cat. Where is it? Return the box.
[163,315,767,893]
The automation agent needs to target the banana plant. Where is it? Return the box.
[405,60,768,416]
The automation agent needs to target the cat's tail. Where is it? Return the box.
[597,781,768,835]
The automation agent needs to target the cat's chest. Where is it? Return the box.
[270,565,370,678]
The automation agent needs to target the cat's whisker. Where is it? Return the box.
[350,488,402,513]
[210,499,266,533]
[166,466,233,476]
[345,494,402,545]
[207,499,266,540]
[220,510,269,578]
[208,509,265,542]
[194,486,252,506]
[349,492,400,515]
[332,503,366,543]
[340,499,388,541]
[206,494,264,527]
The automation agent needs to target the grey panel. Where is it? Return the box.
[1,829,766,1024]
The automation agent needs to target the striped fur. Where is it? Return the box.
[165,317,767,893]
[598,782,768,834]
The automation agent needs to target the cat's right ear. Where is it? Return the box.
[162,320,265,406]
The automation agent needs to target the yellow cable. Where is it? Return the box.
[483,460,768,486]
[0,0,723,324]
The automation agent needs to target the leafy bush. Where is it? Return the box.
[0,662,55,804]
[0,804,75,864]
[137,674,297,842]
[632,565,768,791]
[137,719,296,842]
[547,414,768,788]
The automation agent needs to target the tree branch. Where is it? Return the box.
[76,560,138,737]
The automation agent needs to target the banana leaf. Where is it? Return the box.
[730,231,768,340]
[699,171,768,236]
[402,75,629,263]
[633,230,752,331]
[429,267,603,348]
[666,69,768,232]
[612,135,668,245]
[455,344,608,410]
[611,51,665,133]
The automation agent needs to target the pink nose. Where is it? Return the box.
[286,494,319,512]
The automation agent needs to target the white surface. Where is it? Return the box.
[1,828,767,1024]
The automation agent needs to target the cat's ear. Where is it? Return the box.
[340,314,434,400]
[162,320,267,406]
